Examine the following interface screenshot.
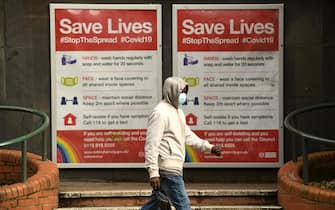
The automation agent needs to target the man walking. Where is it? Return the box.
[141,77,221,210]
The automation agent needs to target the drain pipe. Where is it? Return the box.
[0,0,6,102]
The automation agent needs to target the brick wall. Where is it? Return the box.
[0,150,59,210]
[278,151,335,210]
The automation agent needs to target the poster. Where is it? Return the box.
[50,4,162,167]
[173,4,283,167]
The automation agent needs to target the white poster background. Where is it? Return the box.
[50,4,162,168]
[173,4,283,167]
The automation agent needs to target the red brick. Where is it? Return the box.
[39,189,58,197]
[40,176,51,189]
[15,184,25,197]
[18,198,39,206]
[329,191,335,204]
[283,198,316,210]
[279,191,305,205]
[0,199,18,208]
[305,186,321,201]
[38,195,58,205]
[0,172,6,180]
[315,203,335,210]
[28,191,42,199]
[11,207,42,210]
[318,188,332,203]
[0,166,17,173]
[23,183,33,195]
[42,204,58,210]
[278,151,335,209]
[0,150,58,209]
[6,172,21,181]
[3,188,13,200]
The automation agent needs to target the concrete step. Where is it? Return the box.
[58,180,280,208]
[55,206,282,210]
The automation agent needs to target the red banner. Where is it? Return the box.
[56,129,278,163]
[55,9,157,51]
[57,129,146,163]
[194,130,279,162]
[177,9,279,51]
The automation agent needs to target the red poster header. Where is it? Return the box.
[177,9,279,51]
[55,9,157,51]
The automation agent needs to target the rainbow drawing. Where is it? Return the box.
[57,136,80,163]
[185,145,200,162]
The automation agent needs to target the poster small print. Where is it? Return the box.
[173,4,284,167]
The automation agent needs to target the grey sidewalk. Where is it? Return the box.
[57,179,281,210]
[59,178,278,198]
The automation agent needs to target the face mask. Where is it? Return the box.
[178,93,187,106]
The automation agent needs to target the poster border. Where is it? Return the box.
[49,3,162,168]
[172,4,284,168]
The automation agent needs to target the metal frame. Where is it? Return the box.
[0,105,49,182]
[284,102,335,184]
[172,4,284,168]
[50,3,162,168]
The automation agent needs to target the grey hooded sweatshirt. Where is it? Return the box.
[144,77,214,178]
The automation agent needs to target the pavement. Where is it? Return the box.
[59,178,278,197]
[57,179,281,210]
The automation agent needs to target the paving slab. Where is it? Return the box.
[59,178,278,198]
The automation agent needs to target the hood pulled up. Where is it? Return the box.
[162,77,187,108]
